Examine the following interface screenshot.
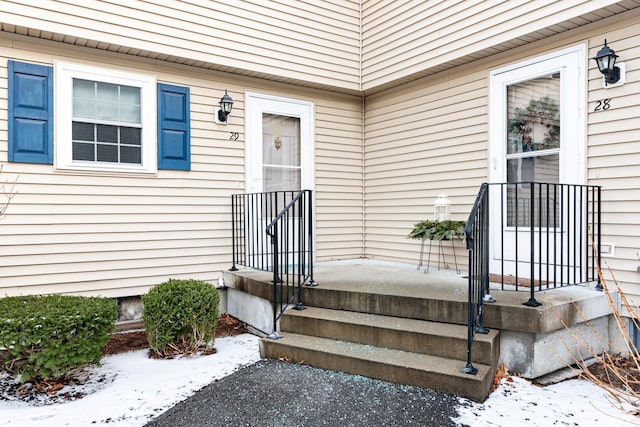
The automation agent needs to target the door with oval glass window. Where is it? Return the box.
[489,46,586,284]
[245,92,314,268]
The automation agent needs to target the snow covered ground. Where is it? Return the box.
[1,333,639,426]
[456,375,640,426]
[0,334,261,426]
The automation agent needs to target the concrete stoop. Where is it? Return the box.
[226,260,616,403]
[259,306,499,402]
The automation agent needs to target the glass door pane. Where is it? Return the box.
[262,113,301,192]
[506,74,560,228]
[507,77,560,154]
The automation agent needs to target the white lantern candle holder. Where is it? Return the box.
[433,193,451,222]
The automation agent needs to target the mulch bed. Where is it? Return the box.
[102,313,248,356]
[584,354,640,394]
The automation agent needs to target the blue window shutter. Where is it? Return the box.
[157,83,190,170]
[8,61,53,164]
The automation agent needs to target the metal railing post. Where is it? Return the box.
[461,244,478,375]
[462,183,490,376]
[524,182,541,307]
[596,186,603,290]
[230,194,238,271]
[306,190,317,286]
[268,224,282,339]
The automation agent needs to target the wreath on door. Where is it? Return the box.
[508,96,560,153]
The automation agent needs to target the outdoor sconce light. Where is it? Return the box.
[593,40,624,87]
[215,90,234,124]
[433,193,451,222]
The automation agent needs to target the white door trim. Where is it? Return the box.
[245,91,314,193]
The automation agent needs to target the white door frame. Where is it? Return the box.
[245,92,314,193]
[488,45,586,276]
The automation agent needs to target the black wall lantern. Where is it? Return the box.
[216,90,234,123]
[592,39,621,86]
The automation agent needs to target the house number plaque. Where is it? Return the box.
[229,132,240,141]
[593,98,611,112]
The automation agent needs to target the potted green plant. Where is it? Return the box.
[409,219,466,274]
[408,219,466,241]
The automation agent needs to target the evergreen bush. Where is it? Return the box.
[142,279,220,356]
[0,294,117,382]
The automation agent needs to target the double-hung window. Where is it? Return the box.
[72,79,142,164]
[55,62,157,173]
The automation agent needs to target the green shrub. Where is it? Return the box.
[142,279,220,356]
[0,294,117,382]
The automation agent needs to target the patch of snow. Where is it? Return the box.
[0,334,260,426]
[455,375,640,426]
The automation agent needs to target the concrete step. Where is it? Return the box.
[260,333,493,402]
[280,306,499,366]
[223,268,470,325]
[224,262,612,334]
[302,284,469,325]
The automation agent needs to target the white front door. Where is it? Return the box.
[246,92,314,193]
[245,92,314,267]
[489,45,586,280]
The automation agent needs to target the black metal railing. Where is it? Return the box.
[230,190,316,337]
[462,183,490,375]
[489,182,601,304]
[462,182,601,375]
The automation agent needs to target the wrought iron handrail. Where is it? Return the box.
[230,190,316,338]
[462,181,601,375]
[462,183,490,375]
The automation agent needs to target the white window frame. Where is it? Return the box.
[55,61,157,174]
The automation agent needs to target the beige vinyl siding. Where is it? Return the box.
[0,33,364,297]
[315,97,365,260]
[363,8,640,293]
[360,0,639,92]
[363,69,488,263]
[0,0,361,92]
[3,1,640,301]
[587,22,640,296]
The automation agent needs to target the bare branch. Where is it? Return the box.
[0,163,19,220]
[550,228,640,415]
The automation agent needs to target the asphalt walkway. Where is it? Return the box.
[144,358,466,427]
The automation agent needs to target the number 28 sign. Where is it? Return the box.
[594,98,611,112]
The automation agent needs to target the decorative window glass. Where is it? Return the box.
[262,113,301,193]
[55,62,156,173]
